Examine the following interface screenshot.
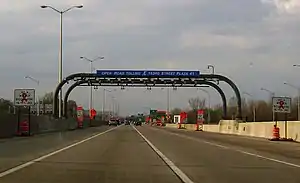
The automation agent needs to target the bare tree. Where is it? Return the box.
[188,97,206,111]
[42,92,54,104]
[171,108,181,115]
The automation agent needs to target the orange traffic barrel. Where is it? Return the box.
[272,126,280,140]
[19,120,29,136]
[178,123,181,129]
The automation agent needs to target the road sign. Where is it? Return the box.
[272,97,291,113]
[150,109,157,115]
[14,89,35,106]
[96,70,200,77]
[197,109,204,121]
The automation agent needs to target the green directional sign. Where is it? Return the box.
[149,109,157,121]
[150,109,157,114]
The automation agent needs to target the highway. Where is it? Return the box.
[0,125,299,183]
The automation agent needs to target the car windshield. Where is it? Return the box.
[2,1,300,183]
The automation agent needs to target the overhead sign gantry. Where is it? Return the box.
[54,69,242,119]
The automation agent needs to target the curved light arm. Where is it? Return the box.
[207,64,215,74]
[242,91,253,97]
[284,82,300,90]
[41,5,83,14]
[25,76,39,86]
[63,5,83,13]
[80,56,104,63]
[261,87,275,96]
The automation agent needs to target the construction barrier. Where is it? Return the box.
[270,125,280,140]
[18,119,30,136]
[195,123,203,131]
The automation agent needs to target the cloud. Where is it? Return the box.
[261,0,300,14]
[180,28,261,50]
[1,0,300,115]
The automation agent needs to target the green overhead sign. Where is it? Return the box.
[150,109,157,115]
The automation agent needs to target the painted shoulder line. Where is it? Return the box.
[149,126,300,168]
[133,126,194,183]
[0,126,120,178]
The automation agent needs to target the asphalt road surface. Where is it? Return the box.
[0,124,299,183]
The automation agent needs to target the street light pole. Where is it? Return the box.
[207,64,215,74]
[261,87,275,121]
[102,89,116,120]
[283,82,300,121]
[80,56,104,112]
[167,88,170,116]
[41,5,83,118]
[197,88,211,123]
[102,89,110,121]
[25,76,40,116]
[242,91,256,122]
[160,88,171,120]
[110,96,116,117]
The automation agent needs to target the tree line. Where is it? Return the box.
[0,92,77,117]
[2,93,297,122]
[170,96,298,124]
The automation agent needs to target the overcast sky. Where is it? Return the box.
[1,0,300,115]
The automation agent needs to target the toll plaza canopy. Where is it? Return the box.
[54,69,242,119]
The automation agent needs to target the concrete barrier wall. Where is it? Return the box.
[0,113,105,139]
[166,124,178,128]
[165,120,300,142]
[0,113,18,138]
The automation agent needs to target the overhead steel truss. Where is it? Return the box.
[54,73,242,119]
[63,80,228,119]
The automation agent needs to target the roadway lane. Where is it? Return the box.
[137,125,300,183]
[154,126,300,165]
[0,125,182,183]
[0,126,111,173]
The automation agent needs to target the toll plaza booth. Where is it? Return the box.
[77,106,84,128]
[174,115,180,124]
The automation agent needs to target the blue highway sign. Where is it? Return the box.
[96,70,200,78]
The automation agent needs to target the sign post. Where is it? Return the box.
[14,89,35,136]
[272,97,291,139]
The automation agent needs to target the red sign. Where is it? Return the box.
[90,109,96,119]
[197,109,204,124]
[180,112,187,124]
[77,106,84,126]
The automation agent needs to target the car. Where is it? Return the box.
[125,121,130,125]
[135,121,142,126]
[108,119,118,126]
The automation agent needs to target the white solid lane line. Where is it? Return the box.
[151,127,300,168]
[133,126,195,183]
[0,126,121,178]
